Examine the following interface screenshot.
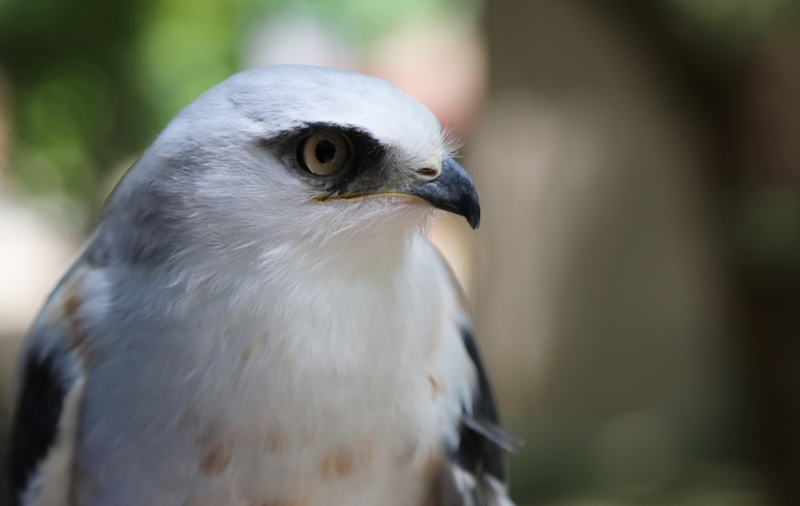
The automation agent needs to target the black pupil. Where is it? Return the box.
[315,139,337,165]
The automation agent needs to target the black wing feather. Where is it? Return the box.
[7,352,68,506]
[456,325,520,481]
[435,325,523,506]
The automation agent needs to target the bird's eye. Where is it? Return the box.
[298,130,350,176]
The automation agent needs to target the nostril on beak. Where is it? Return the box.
[415,167,439,180]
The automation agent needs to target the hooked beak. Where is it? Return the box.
[319,156,481,229]
[399,157,481,229]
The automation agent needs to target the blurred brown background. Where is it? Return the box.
[2,0,800,504]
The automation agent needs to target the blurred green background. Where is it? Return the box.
[3,0,800,505]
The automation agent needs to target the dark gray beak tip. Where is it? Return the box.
[467,206,481,230]
[456,180,481,230]
[404,157,481,230]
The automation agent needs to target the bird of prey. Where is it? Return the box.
[7,65,519,506]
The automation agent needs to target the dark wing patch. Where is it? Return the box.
[459,325,522,477]
[7,352,68,506]
[436,326,522,506]
[455,325,506,482]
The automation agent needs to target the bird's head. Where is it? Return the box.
[106,66,479,270]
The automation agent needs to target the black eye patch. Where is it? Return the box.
[258,122,389,195]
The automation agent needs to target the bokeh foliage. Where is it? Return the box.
[0,0,155,208]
